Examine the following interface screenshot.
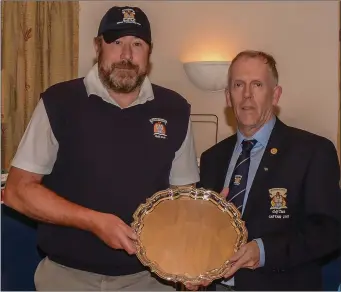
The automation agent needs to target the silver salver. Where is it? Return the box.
[132,186,248,286]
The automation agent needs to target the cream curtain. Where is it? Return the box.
[1,1,79,169]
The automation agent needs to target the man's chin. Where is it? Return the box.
[238,118,257,127]
[116,81,138,90]
[107,74,146,93]
[109,81,140,93]
[115,73,137,81]
[238,121,261,133]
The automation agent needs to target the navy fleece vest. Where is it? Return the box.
[39,78,190,276]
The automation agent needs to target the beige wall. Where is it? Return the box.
[79,1,339,158]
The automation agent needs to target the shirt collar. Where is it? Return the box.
[236,116,276,149]
[83,63,154,108]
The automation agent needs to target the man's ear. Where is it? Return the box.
[149,42,153,55]
[272,85,282,106]
[93,37,101,60]
[225,88,232,108]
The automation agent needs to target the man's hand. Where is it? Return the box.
[184,280,211,291]
[220,187,229,199]
[92,213,137,255]
[223,241,260,278]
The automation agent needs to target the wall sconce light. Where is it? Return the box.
[183,61,231,92]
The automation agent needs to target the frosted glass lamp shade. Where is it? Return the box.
[183,61,231,92]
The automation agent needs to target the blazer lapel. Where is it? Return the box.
[242,119,289,220]
[215,135,237,193]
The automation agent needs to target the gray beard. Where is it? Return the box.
[98,65,147,94]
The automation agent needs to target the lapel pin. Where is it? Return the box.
[270,148,278,155]
[264,167,268,171]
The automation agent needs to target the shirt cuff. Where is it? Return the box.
[253,238,265,267]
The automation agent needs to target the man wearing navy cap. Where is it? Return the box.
[4,6,199,291]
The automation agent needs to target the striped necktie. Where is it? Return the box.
[228,139,257,211]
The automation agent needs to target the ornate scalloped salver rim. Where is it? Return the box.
[131,186,248,285]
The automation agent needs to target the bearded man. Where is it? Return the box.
[3,6,199,291]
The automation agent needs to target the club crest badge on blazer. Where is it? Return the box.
[268,188,290,219]
[269,188,287,210]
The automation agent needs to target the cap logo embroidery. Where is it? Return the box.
[150,118,167,139]
[118,8,141,25]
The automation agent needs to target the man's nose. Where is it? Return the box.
[243,85,252,99]
[120,44,133,61]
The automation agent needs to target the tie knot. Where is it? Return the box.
[242,139,257,152]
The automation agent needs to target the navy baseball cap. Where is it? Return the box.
[97,6,152,45]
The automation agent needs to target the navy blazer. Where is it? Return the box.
[199,118,341,291]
